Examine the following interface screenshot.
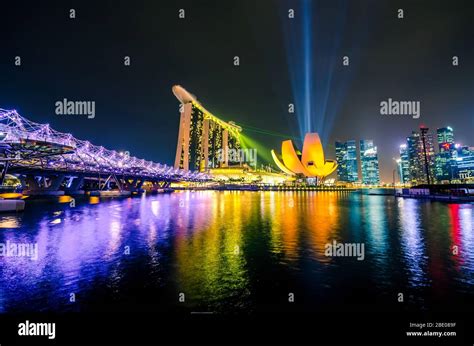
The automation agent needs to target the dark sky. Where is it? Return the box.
[0,0,472,182]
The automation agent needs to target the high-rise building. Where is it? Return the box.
[435,127,456,182]
[346,140,359,182]
[335,140,358,183]
[335,141,348,182]
[454,145,474,182]
[437,127,454,147]
[407,131,423,184]
[359,140,380,185]
[399,144,410,184]
[406,126,435,185]
[419,126,436,184]
[173,85,242,171]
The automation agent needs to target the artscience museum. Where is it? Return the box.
[271,133,337,180]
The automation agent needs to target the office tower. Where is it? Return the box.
[335,141,348,182]
[454,145,474,182]
[437,126,454,147]
[435,126,456,182]
[399,144,410,184]
[346,140,359,182]
[335,140,358,183]
[360,140,380,185]
[419,126,435,184]
[407,126,435,185]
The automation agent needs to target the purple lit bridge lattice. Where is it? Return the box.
[0,109,209,195]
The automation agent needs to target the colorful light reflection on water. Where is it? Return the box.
[0,192,472,314]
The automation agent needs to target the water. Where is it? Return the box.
[0,191,472,315]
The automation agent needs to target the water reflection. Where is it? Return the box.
[363,196,389,286]
[398,198,428,288]
[0,192,471,313]
[455,204,474,287]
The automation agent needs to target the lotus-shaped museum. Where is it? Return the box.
[271,133,337,179]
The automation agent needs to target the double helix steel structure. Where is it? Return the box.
[0,109,209,192]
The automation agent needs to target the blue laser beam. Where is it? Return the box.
[281,0,359,146]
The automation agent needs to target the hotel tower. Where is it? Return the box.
[173,85,242,171]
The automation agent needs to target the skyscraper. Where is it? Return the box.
[406,126,435,185]
[419,126,435,184]
[435,127,455,182]
[346,140,359,182]
[359,140,380,185]
[399,144,410,184]
[335,140,358,183]
[454,145,474,182]
[335,141,348,182]
[173,85,241,171]
[437,126,454,146]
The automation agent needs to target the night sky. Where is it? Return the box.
[0,0,473,182]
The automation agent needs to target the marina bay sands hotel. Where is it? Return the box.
[173,85,242,171]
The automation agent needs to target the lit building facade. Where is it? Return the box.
[173,85,241,171]
[437,126,454,146]
[433,126,474,183]
[335,140,358,183]
[335,141,347,182]
[399,144,410,184]
[406,127,435,185]
[454,145,474,182]
[359,140,380,185]
[435,127,456,182]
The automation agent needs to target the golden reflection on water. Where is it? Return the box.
[173,191,345,304]
[0,216,20,228]
[261,191,340,262]
[89,196,100,204]
[306,192,339,262]
[174,191,248,304]
[58,195,73,203]
[268,192,300,261]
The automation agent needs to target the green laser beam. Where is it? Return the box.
[236,123,300,141]
[237,122,335,150]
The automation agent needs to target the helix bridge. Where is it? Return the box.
[0,108,209,195]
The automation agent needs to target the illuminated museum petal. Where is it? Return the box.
[301,133,325,169]
[271,150,295,175]
[281,140,312,176]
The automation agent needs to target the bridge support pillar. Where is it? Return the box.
[65,176,84,194]
[22,174,65,196]
[25,175,40,190]
[45,174,65,191]
[18,175,27,189]
[147,181,171,193]
[120,177,145,193]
